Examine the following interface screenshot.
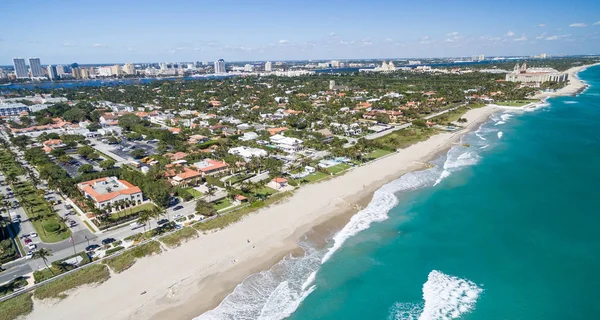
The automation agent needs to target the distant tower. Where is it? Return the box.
[12,58,28,78]
[329,80,336,90]
[520,62,527,73]
[265,61,272,72]
[214,59,226,74]
[47,65,58,80]
[513,63,520,74]
[28,58,43,77]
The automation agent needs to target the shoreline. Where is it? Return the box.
[25,105,497,320]
[531,63,600,100]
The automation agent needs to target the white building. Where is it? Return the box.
[214,59,226,74]
[505,63,568,83]
[228,146,267,160]
[123,63,135,75]
[13,58,28,78]
[98,66,113,77]
[77,176,144,211]
[270,134,303,153]
[239,131,259,141]
[265,61,272,72]
[28,58,43,77]
[244,64,254,72]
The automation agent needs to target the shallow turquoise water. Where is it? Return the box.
[286,66,600,320]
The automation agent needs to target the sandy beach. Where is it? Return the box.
[25,105,499,320]
[532,63,600,100]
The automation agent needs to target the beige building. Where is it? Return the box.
[123,63,135,75]
[505,63,567,83]
[111,64,123,76]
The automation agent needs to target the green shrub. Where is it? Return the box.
[104,241,161,273]
[42,221,61,233]
[0,293,33,320]
[34,264,110,300]
[160,227,198,248]
[105,246,124,255]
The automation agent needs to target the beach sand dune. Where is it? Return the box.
[27,106,498,320]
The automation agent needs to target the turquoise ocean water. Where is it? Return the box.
[197,65,600,320]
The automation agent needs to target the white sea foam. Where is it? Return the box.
[419,270,483,320]
[564,101,578,104]
[494,121,505,126]
[497,131,503,139]
[388,271,482,320]
[500,113,513,121]
[479,144,489,150]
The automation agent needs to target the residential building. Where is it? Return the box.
[268,177,289,190]
[80,68,90,79]
[98,66,112,77]
[77,177,143,211]
[47,65,58,80]
[28,58,43,77]
[239,131,259,141]
[228,146,267,160]
[265,61,272,72]
[316,128,334,143]
[13,58,28,78]
[71,67,81,79]
[165,166,202,186]
[244,64,254,72]
[123,63,135,75]
[41,139,65,153]
[192,159,229,175]
[0,102,29,116]
[270,134,303,153]
[214,59,226,74]
[112,64,123,76]
[267,127,288,135]
[505,63,567,83]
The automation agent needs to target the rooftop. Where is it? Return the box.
[78,176,142,203]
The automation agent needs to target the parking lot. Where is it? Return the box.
[56,153,105,177]
[87,137,158,163]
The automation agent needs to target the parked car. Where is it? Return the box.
[173,205,184,211]
[29,232,38,238]
[24,238,32,245]
[157,219,169,226]
[27,243,37,250]
[25,251,34,259]
[85,244,100,252]
[130,222,143,230]
[101,238,116,245]
[173,214,184,220]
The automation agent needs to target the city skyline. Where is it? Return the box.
[2,0,600,64]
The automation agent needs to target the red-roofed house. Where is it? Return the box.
[267,127,288,136]
[42,139,65,153]
[268,177,288,190]
[77,176,143,211]
[165,167,203,186]
[192,159,229,176]
[164,152,188,162]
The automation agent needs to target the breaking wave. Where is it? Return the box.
[564,101,578,104]
[388,270,483,320]
[497,132,503,139]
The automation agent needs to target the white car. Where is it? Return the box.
[29,232,38,238]
[173,214,184,220]
[27,243,37,250]
[25,251,34,259]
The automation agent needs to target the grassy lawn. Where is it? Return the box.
[110,203,155,221]
[495,100,538,106]
[194,192,293,232]
[104,241,162,273]
[0,277,28,298]
[213,198,233,211]
[29,215,72,243]
[183,187,203,199]
[253,186,277,197]
[0,293,33,320]
[373,127,437,150]
[34,264,110,300]
[302,171,330,183]
[33,252,92,283]
[160,227,198,248]
[326,163,351,174]
[366,149,394,159]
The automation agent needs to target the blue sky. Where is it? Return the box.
[2,0,600,64]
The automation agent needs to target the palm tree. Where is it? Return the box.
[33,248,54,275]
[136,210,151,234]
[205,184,216,202]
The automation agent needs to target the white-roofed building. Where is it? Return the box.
[228,146,267,161]
[269,134,303,153]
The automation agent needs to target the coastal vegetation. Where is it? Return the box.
[160,227,199,248]
[34,264,110,300]
[0,293,33,320]
[104,241,162,273]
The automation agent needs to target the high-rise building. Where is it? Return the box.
[123,63,135,75]
[28,58,43,77]
[265,61,272,72]
[111,65,123,76]
[0,69,7,79]
[13,58,28,78]
[478,54,485,61]
[47,65,58,80]
[56,65,66,75]
[214,59,226,74]
[244,64,254,72]
[72,68,82,79]
[81,68,90,79]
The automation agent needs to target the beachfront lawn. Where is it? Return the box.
[374,127,437,150]
[253,186,277,197]
[366,149,393,160]
[213,198,233,211]
[326,163,351,174]
[183,187,203,199]
[109,203,155,221]
[495,100,537,106]
[302,171,330,183]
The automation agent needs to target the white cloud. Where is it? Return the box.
[127,48,135,51]
[594,21,600,25]
[92,43,107,47]
[506,31,515,37]
[361,38,373,46]
[514,35,527,41]
[384,38,393,43]
[538,24,546,27]
[569,23,587,27]
[328,32,336,37]
[546,34,571,40]
[446,32,459,36]
[278,39,289,44]
[420,36,432,44]
[62,42,76,47]
[535,32,547,40]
